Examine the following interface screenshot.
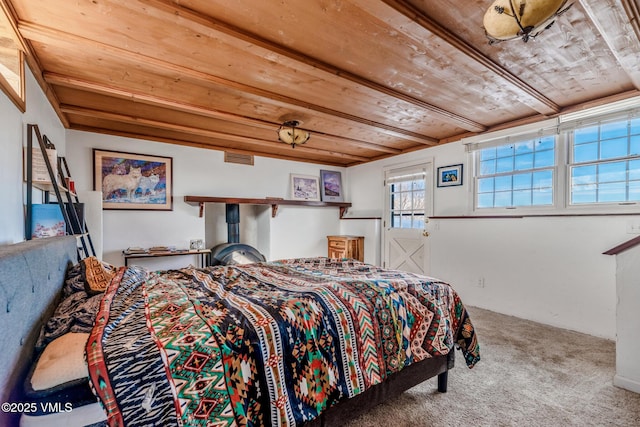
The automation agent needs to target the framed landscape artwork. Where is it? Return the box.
[94,149,173,210]
[320,169,344,202]
[290,174,321,201]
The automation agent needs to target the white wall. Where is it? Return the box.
[65,131,346,268]
[338,218,381,265]
[0,84,24,245]
[345,142,628,340]
[614,246,640,393]
[0,68,66,244]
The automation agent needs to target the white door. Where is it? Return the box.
[383,163,432,274]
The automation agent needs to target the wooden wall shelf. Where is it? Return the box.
[184,196,352,218]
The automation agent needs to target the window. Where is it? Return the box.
[470,108,640,214]
[569,117,640,205]
[476,136,555,208]
[387,168,426,229]
[0,3,25,111]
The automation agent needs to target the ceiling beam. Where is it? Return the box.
[621,0,640,41]
[69,123,350,166]
[140,0,485,133]
[44,72,402,155]
[377,0,561,115]
[579,0,640,89]
[19,22,440,147]
[59,104,372,162]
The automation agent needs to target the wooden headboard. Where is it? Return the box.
[0,236,77,426]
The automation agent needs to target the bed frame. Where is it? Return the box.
[0,236,453,427]
[305,352,453,426]
[0,236,78,427]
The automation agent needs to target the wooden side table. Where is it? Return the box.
[327,235,364,262]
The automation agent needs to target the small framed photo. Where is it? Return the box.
[319,169,344,202]
[437,164,463,187]
[94,149,173,210]
[190,239,204,250]
[290,174,321,201]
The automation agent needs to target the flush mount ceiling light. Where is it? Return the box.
[483,0,573,44]
[277,120,310,148]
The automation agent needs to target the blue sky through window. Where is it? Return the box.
[477,136,555,208]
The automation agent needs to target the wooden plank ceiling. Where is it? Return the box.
[5,0,640,166]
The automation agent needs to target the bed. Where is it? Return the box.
[0,236,480,427]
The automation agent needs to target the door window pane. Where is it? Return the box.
[389,173,427,229]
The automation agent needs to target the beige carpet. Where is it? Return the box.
[346,306,640,427]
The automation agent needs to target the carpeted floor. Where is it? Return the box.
[345,306,640,427]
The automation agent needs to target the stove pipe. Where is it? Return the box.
[225,203,240,244]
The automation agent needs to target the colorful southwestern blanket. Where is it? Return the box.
[87,258,480,426]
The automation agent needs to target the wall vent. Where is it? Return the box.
[224,152,254,166]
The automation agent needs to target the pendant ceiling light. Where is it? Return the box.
[483,0,573,44]
[277,120,310,148]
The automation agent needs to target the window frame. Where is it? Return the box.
[0,1,26,112]
[474,135,559,212]
[389,176,427,229]
[566,115,640,209]
[468,109,640,216]
[383,160,433,230]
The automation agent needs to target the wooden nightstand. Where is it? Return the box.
[327,235,364,261]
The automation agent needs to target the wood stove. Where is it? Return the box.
[209,203,266,266]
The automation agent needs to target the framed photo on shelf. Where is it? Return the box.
[30,204,65,239]
[319,169,344,202]
[94,149,173,210]
[290,174,321,201]
[437,164,463,187]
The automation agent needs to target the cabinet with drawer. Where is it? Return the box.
[327,235,364,262]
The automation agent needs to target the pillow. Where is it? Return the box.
[24,333,99,419]
[26,332,89,394]
[80,256,116,295]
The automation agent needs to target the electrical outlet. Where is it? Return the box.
[477,277,485,288]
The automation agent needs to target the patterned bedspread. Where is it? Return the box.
[87,258,480,426]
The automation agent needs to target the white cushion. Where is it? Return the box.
[30,333,89,391]
[20,402,106,427]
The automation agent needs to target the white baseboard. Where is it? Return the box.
[613,374,640,394]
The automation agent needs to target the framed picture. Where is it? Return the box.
[437,164,463,187]
[94,149,173,210]
[290,174,321,201]
[189,239,205,250]
[319,169,344,202]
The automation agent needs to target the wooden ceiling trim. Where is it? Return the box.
[439,89,640,146]
[377,0,561,116]
[621,0,640,41]
[44,72,273,129]
[69,122,350,166]
[43,68,410,150]
[2,3,69,127]
[18,21,439,146]
[308,131,402,155]
[139,0,485,133]
[44,72,402,155]
[580,0,640,89]
[59,104,372,162]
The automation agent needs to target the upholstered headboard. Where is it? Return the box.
[0,236,77,426]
